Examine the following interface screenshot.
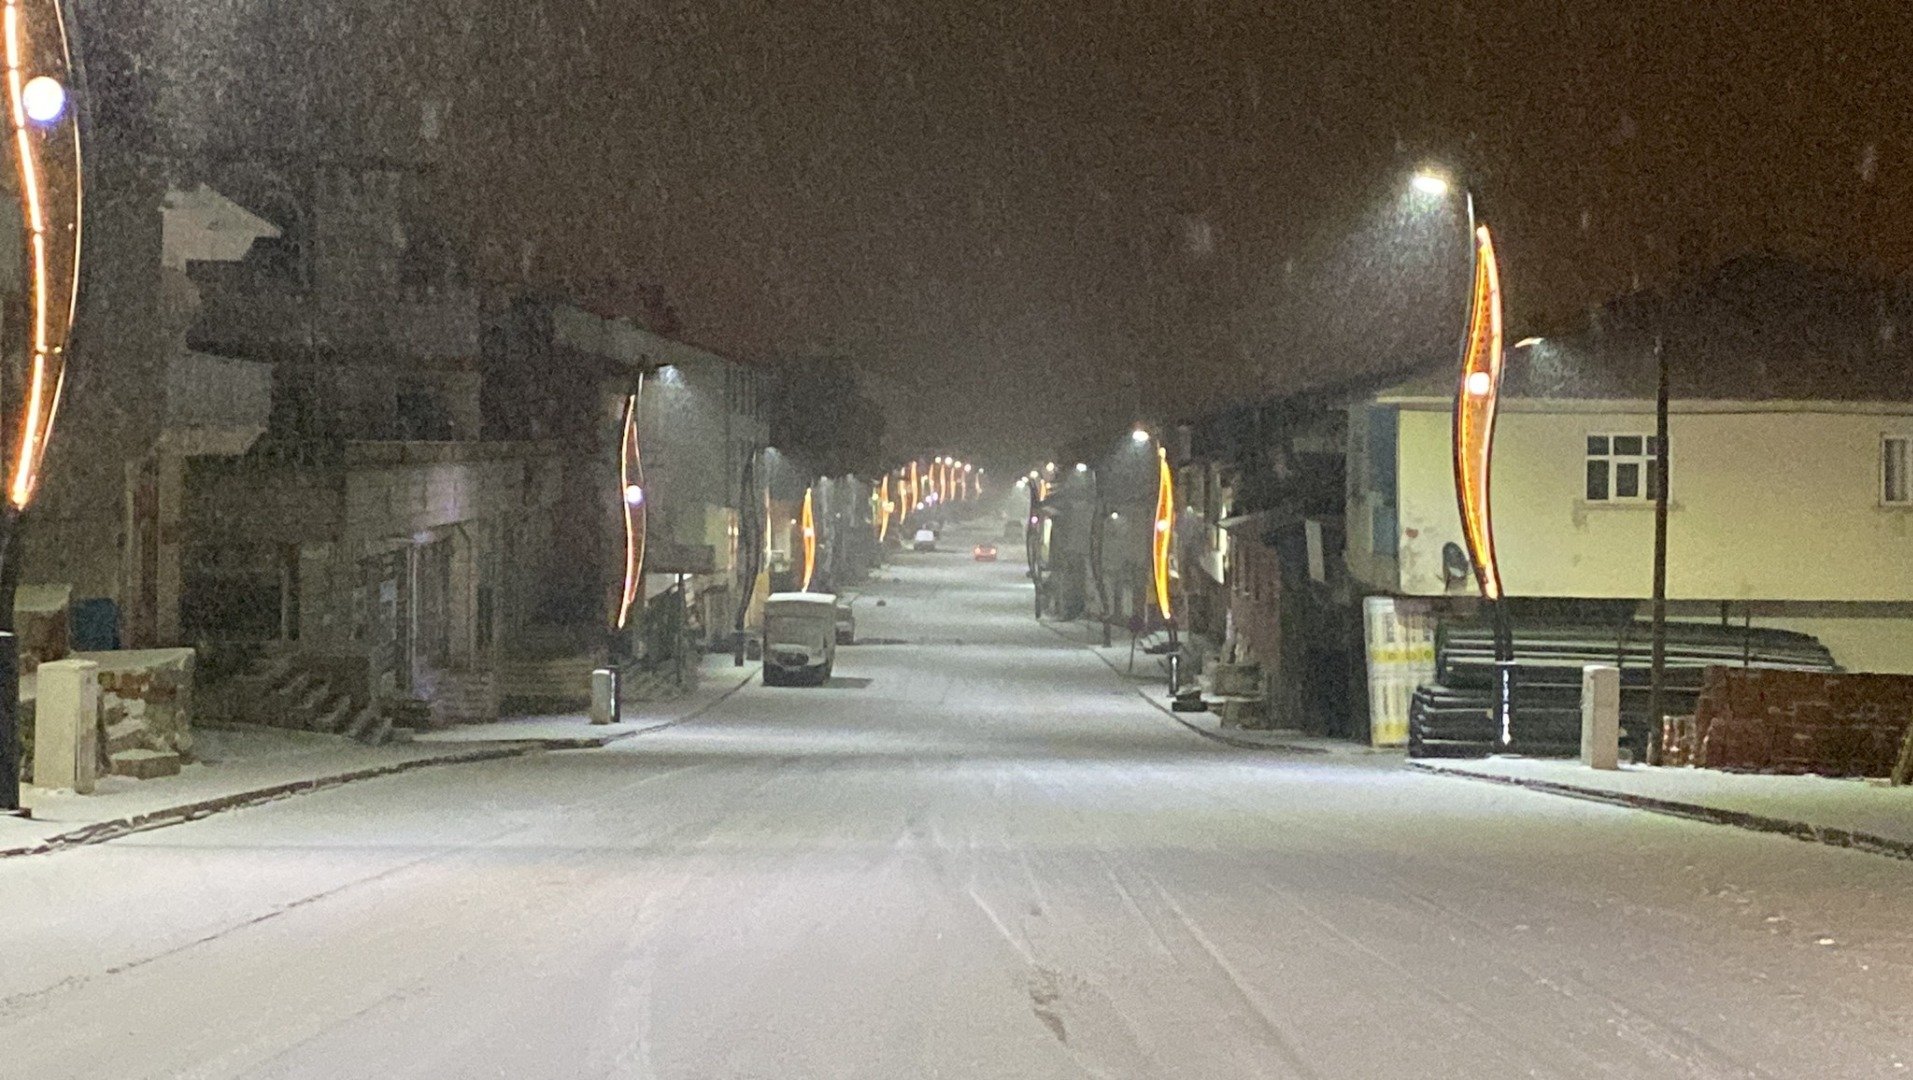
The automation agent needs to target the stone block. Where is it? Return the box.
[1210,663,1262,698]
[1581,664,1622,770]
[1215,697,1268,729]
[104,718,146,754]
[110,748,181,780]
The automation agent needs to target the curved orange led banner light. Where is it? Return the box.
[4,0,82,511]
[1151,445,1175,621]
[615,387,646,630]
[799,486,817,592]
[1452,223,1505,602]
[876,474,892,542]
[909,461,920,515]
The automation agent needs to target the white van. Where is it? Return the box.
[763,592,838,686]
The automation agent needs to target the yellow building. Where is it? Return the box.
[1348,257,1913,674]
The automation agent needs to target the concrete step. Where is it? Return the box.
[358,715,395,746]
[345,705,381,742]
[295,683,332,722]
[110,749,182,780]
[311,696,354,733]
[104,718,146,754]
[273,671,316,702]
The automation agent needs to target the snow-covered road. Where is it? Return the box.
[3,530,1910,1078]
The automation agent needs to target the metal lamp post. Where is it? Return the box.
[733,445,765,666]
[1415,169,1515,745]
[1024,472,1043,619]
[0,0,86,810]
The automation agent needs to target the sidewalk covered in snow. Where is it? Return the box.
[1413,756,1913,858]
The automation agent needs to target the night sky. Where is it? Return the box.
[428,0,1913,461]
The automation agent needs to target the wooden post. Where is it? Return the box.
[1891,719,1913,787]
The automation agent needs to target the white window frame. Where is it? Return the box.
[1883,435,1911,506]
[1584,433,1659,503]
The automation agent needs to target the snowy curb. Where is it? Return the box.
[1042,620,1328,755]
[1407,761,1913,864]
[0,666,761,861]
[444,662,760,749]
[0,744,542,860]
[625,661,760,736]
[1138,692,1331,755]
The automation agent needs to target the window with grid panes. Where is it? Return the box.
[1584,433,1659,502]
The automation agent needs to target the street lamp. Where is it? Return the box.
[799,486,817,592]
[1416,166,1515,745]
[1151,443,1178,666]
[615,389,646,634]
[1130,426,1150,445]
[876,474,893,543]
[0,0,87,810]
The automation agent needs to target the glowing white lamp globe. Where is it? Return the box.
[22,76,65,125]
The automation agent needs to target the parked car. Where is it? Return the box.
[973,543,998,562]
[835,600,856,645]
[912,528,938,552]
[762,592,837,686]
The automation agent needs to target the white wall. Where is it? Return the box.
[1391,403,1913,602]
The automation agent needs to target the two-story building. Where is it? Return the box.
[1346,256,1913,738]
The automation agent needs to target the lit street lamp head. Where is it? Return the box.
[22,75,64,124]
[1130,427,1151,445]
[1411,171,1451,197]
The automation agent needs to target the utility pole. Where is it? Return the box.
[1090,465,1111,646]
[1647,334,1671,761]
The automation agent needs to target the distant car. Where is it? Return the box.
[834,601,856,645]
[973,543,998,562]
[912,528,938,552]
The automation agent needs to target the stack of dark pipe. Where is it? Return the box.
[1408,620,1838,760]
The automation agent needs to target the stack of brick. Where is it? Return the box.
[1693,667,1913,777]
[86,648,196,778]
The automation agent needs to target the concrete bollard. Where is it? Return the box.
[1580,663,1621,770]
[35,658,100,794]
[589,667,620,726]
